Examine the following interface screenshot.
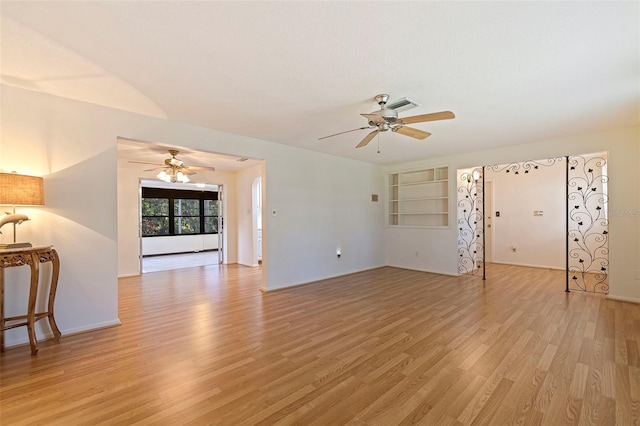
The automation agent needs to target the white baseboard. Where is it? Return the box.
[118,272,141,278]
[61,319,122,336]
[262,265,386,292]
[238,262,259,268]
[606,294,640,304]
[385,264,460,277]
[490,261,565,271]
[3,319,122,349]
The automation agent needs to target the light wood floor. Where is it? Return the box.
[1,264,638,425]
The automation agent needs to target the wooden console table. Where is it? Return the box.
[0,245,61,355]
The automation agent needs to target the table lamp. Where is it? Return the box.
[0,172,44,249]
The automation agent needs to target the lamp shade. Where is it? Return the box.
[0,173,44,206]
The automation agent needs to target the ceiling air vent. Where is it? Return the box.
[386,97,420,112]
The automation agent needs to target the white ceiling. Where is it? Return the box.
[2,2,638,165]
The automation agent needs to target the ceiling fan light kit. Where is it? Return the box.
[129,149,215,184]
[319,94,455,148]
[157,169,189,184]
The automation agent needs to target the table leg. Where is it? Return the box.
[27,253,39,356]
[1,268,4,352]
[47,249,61,341]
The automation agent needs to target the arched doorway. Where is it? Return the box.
[252,177,263,266]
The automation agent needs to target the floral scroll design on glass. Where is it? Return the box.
[486,157,565,175]
[457,171,483,275]
[568,155,609,293]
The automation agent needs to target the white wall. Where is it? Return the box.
[1,90,121,345]
[141,234,218,256]
[117,160,237,276]
[386,126,640,302]
[263,152,386,291]
[486,161,565,269]
[1,85,386,346]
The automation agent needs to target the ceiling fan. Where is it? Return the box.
[129,149,215,183]
[319,94,455,148]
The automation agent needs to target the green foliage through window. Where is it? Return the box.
[142,198,169,236]
[141,188,219,237]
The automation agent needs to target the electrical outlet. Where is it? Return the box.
[415,251,419,257]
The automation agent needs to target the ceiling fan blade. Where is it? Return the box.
[360,113,386,125]
[185,165,216,172]
[318,126,373,140]
[143,166,165,172]
[400,111,455,124]
[179,168,196,175]
[129,160,164,166]
[393,126,431,140]
[356,130,379,148]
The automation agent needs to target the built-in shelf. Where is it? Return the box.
[388,166,449,227]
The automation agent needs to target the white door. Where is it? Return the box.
[484,180,493,263]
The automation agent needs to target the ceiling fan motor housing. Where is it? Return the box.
[368,108,399,127]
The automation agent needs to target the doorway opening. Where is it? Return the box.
[457,153,609,293]
[117,137,267,290]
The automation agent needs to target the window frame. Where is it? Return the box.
[141,187,219,237]
[140,197,170,237]
[203,199,220,234]
[173,198,201,235]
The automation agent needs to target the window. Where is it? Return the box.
[141,187,218,237]
[204,199,219,233]
[174,198,200,234]
[141,198,169,236]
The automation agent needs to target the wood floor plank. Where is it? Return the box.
[490,362,546,425]
[1,264,638,425]
[469,377,515,426]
